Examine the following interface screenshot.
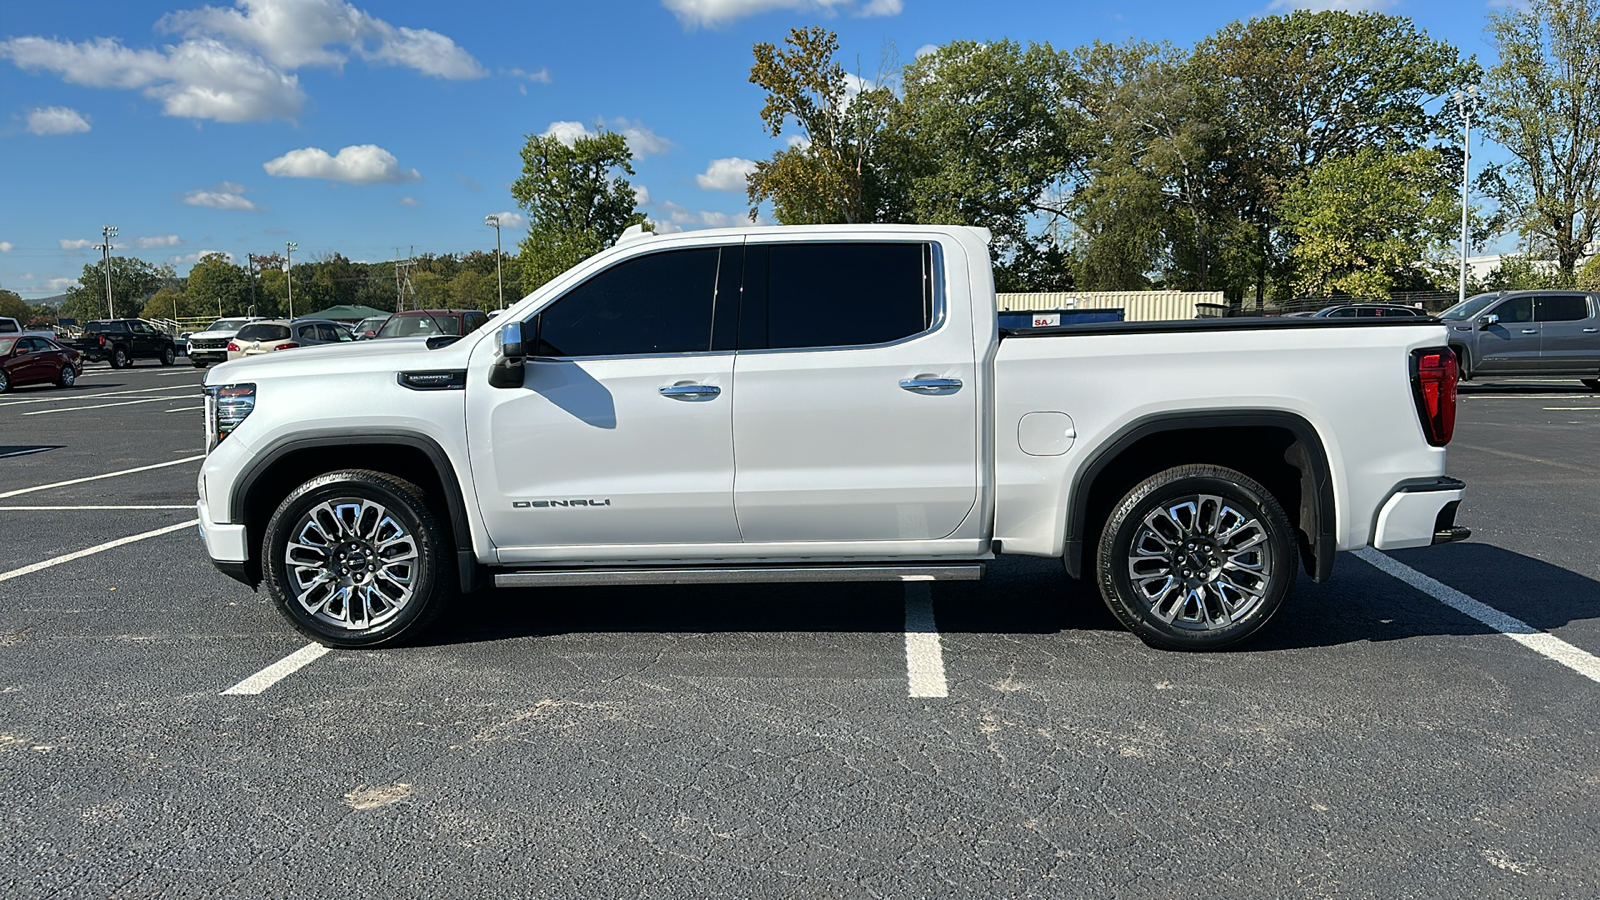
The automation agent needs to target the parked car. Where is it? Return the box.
[371,309,490,340]
[71,319,178,368]
[0,335,84,393]
[226,318,355,360]
[352,315,391,340]
[187,317,256,368]
[1440,290,1600,388]
[198,224,1468,651]
[1311,303,1428,318]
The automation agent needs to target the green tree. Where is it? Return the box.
[747,27,905,224]
[59,256,161,321]
[1578,254,1600,290]
[512,129,648,292]
[1482,0,1600,279]
[0,288,26,322]
[1279,148,1458,297]
[186,253,251,318]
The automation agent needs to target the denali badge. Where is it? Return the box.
[513,499,612,508]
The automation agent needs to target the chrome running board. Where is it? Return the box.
[494,562,985,588]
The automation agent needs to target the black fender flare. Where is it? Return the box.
[1063,410,1337,583]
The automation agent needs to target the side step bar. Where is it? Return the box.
[494,563,986,589]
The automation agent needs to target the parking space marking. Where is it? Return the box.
[1542,407,1600,411]
[0,384,203,407]
[1452,444,1591,474]
[904,582,949,698]
[0,455,205,500]
[164,406,205,413]
[1355,548,1600,685]
[221,643,329,696]
[0,519,199,584]
[0,505,195,510]
[23,395,197,416]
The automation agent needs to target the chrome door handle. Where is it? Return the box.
[899,377,963,394]
[1520,329,1538,334]
[659,383,721,400]
[1583,328,1598,333]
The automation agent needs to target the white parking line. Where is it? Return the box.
[0,519,199,584]
[1543,407,1600,411]
[1355,548,1600,685]
[23,395,196,416]
[904,582,949,698]
[0,505,195,510]
[164,406,205,413]
[221,643,330,695]
[0,384,201,407]
[0,454,204,499]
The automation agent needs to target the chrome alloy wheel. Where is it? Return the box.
[1125,494,1272,631]
[285,499,419,631]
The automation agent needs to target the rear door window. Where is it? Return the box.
[1537,296,1591,322]
[534,247,721,357]
[750,242,934,351]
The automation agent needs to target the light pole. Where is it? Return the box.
[285,241,298,319]
[485,215,504,310]
[99,225,118,318]
[1452,85,1480,303]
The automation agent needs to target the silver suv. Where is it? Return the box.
[1441,290,1600,389]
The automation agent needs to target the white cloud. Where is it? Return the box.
[506,66,551,83]
[25,106,90,135]
[399,196,420,206]
[0,242,13,252]
[662,0,900,28]
[786,134,811,150]
[160,0,485,78]
[657,200,744,229]
[135,234,184,249]
[184,188,259,210]
[0,0,482,124]
[46,276,78,291]
[486,210,526,229]
[59,239,95,250]
[0,36,305,122]
[541,118,671,157]
[173,249,235,265]
[1265,0,1393,10]
[263,144,421,183]
[696,157,758,192]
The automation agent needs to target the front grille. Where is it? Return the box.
[191,338,229,351]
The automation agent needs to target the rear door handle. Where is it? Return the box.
[1583,328,1598,333]
[899,377,963,394]
[659,383,721,401]
[1520,329,1538,334]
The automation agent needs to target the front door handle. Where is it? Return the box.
[659,383,721,401]
[1583,328,1598,333]
[899,377,963,394]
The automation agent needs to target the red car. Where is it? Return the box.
[0,335,84,393]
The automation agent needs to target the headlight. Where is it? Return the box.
[204,383,255,452]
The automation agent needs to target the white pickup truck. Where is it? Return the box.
[197,225,1468,651]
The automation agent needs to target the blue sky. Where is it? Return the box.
[0,0,1506,299]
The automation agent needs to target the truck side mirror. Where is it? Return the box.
[1478,313,1498,330]
[488,320,526,389]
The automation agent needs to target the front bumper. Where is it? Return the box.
[190,350,228,363]
[197,497,249,567]
[1373,477,1469,550]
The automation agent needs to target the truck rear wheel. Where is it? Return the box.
[262,469,456,648]
[1095,465,1297,651]
[110,346,128,369]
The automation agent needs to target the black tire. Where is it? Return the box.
[55,364,76,388]
[110,346,129,369]
[1583,377,1600,391]
[263,469,456,648]
[192,359,208,368]
[1096,465,1298,651]
[161,346,175,366]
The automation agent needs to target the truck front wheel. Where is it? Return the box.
[1095,465,1297,651]
[262,469,457,648]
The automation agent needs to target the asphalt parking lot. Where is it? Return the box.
[1,363,1597,898]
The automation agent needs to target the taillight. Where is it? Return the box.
[1410,347,1457,447]
[273,342,300,350]
[97,335,106,346]
[226,341,240,351]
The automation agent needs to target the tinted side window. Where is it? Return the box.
[1492,297,1534,323]
[1328,308,1358,318]
[1537,296,1591,322]
[760,243,932,350]
[535,248,720,357]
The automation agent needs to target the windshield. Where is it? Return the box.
[236,323,291,342]
[377,314,460,338]
[205,318,252,332]
[0,338,15,354]
[1438,293,1501,320]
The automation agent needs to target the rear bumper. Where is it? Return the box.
[1373,477,1469,550]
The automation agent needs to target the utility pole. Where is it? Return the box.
[99,225,118,318]
[485,215,504,310]
[1452,85,1480,304]
[394,248,403,312]
[286,241,298,318]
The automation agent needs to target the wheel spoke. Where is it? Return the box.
[284,494,416,633]
[1122,489,1278,634]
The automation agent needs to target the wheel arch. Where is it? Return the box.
[1063,410,1336,583]
[228,431,480,591]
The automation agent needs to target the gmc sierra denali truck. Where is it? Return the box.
[197,225,1468,651]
